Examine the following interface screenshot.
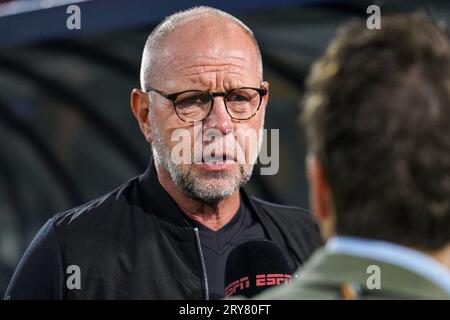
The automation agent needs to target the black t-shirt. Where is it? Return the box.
[187,196,268,299]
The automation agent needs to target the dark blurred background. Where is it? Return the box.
[0,0,448,297]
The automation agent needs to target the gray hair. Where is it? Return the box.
[140,6,263,91]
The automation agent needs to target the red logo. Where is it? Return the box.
[225,277,250,297]
[256,273,292,287]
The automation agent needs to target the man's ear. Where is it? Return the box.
[260,81,269,113]
[306,153,335,238]
[131,89,152,143]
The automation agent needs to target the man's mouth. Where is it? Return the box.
[195,153,237,171]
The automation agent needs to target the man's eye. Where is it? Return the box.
[177,94,209,107]
[227,93,249,103]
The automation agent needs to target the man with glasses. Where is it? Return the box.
[5,6,321,300]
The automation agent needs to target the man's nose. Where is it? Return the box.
[203,96,234,133]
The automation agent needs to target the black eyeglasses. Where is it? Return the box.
[145,86,267,123]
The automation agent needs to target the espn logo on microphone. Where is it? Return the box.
[256,273,292,287]
[225,276,250,296]
[225,274,292,296]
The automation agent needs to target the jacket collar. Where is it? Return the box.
[138,159,192,228]
[136,159,300,270]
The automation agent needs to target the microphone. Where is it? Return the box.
[224,240,293,298]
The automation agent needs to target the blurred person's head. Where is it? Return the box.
[302,14,450,263]
[130,6,269,205]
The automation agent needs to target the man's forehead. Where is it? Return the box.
[156,52,256,91]
[161,47,251,67]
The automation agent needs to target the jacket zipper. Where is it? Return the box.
[193,227,209,300]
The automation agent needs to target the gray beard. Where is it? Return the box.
[160,158,251,204]
[151,130,254,205]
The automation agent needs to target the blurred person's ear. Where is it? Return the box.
[306,154,335,239]
[428,244,450,268]
[131,89,153,143]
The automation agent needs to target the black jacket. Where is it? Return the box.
[5,162,321,300]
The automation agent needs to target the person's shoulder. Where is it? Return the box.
[253,278,338,300]
[249,196,316,227]
[51,176,140,231]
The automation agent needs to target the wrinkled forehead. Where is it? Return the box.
[153,18,261,82]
